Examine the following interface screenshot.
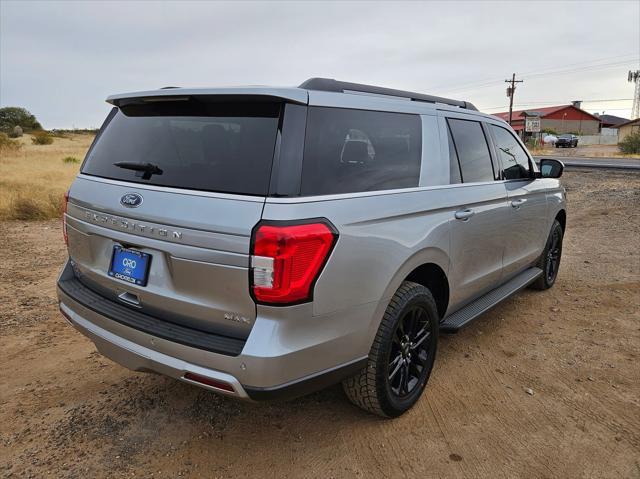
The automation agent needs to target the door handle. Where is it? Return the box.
[510,199,527,209]
[454,209,475,220]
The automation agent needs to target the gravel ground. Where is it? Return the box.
[1,169,639,479]
[534,144,640,159]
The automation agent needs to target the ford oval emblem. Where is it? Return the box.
[120,193,143,208]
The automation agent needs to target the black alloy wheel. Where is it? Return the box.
[531,219,564,290]
[545,225,562,283]
[342,281,439,417]
[387,306,434,398]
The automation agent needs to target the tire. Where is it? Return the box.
[531,219,564,290]
[342,281,439,418]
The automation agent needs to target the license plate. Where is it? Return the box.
[108,246,151,286]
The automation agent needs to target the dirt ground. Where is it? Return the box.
[533,143,640,159]
[1,169,639,479]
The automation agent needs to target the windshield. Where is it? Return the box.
[81,99,281,196]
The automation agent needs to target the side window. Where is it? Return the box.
[447,119,494,183]
[490,124,531,180]
[447,126,462,184]
[301,107,422,196]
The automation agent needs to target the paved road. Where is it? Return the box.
[533,156,640,170]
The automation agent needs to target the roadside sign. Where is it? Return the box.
[525,117,541,132]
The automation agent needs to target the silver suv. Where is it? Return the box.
[57,78,566,417]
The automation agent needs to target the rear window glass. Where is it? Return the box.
[300,107,422,196]
[81,100,281,196]
[447,118,494,183]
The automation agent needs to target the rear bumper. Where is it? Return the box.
[57,260,374,400]
[58,299,251,397]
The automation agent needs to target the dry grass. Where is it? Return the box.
[0,132,22,154]
[30,131,54,145]
[0,133,94,220]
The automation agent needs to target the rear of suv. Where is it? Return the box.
[58,78,566,417]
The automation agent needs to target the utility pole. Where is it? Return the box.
[505,73,524,125]
[629,70,640,120]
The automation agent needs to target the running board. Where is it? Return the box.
[440,267,543,333]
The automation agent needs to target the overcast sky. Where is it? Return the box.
[1,0,639,129]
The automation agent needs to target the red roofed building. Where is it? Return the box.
[492,104,602,137]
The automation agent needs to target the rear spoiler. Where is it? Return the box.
[106,87,309,107]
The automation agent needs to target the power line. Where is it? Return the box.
[427,53,638,94]
[523,60,639,80]
[434,56,639,96]
[517,53,639,77]
[483,104,633,113]
[480,98,634,111]
[484,106,634,114]
[443,61,636,95]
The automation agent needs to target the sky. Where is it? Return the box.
[1,0,639,129]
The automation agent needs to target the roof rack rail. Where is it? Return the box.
[299,77,478,111]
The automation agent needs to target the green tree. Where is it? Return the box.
[618,131,640,154]
[0,107,43,133]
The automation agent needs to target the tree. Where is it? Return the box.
[0,107,43,133]
[619,131,640,154]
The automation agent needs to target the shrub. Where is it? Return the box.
[62,156,80,164]
[618,131,640,154]
[526,138,541,149]
[0,132,21,152]
[50,130,69,139]
[9,198,48,220]
[0,107,42,133]
[50,128,99,135]
[541,128,558,135]
[31,131,54,145]
[7,193,64,221]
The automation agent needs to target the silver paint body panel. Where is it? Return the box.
[58,85,566,392]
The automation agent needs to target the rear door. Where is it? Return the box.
[65,97,283,340]
[444,115,509,311]
[487,122,548,278]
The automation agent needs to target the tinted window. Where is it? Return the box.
[490,124,531,180]
[447,119,494,182]
[447,126,462,184]
[82,100,280,195]
[301,107,422,195]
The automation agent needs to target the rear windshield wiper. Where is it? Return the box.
[113,162,163,180]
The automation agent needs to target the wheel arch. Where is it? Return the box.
[375,247,451,325]
[405,263,449,319]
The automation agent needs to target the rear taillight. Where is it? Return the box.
[250,220,338,305]
[62,189,70,245]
